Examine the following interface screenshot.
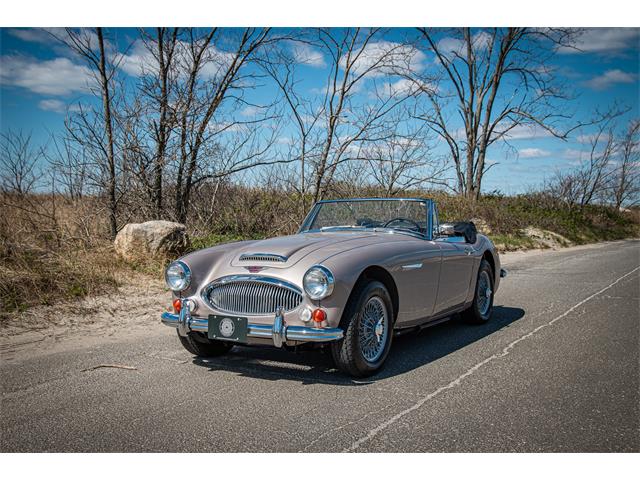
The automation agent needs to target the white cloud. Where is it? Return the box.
[576,133,599,144]
[9,28,61,43]
[452,123,554,142]
[38,99,81,114]
[119,40,158,77]
[518,148,551,159]
[562,148,585,161]
[8,28,107,58]
[375,78,436,98]
[291,43,325,68]
[239,105,266,117]
[558,28,640,55]
[584,69,637,90]
[498,124,555,141]
[0,55,92,95]
[436,31,493,56]
[119,39,236,79]
[340,41,426,78]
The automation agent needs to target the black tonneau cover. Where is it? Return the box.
[452,221,477,244]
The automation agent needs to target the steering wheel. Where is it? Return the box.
[382,217,422,231]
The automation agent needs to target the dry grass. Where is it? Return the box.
[0,242,119,315]
[1,188,638,314]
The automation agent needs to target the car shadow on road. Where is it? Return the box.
[191,305,525,386]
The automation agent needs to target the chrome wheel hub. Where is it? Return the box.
[359,296,388,363]
[374,319,384,340]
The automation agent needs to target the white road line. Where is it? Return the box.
[344,265,640,452]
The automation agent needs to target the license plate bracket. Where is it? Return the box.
[208,315,248,343]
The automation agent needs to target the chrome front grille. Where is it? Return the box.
[239,253,287,263]
[202,275,302,315]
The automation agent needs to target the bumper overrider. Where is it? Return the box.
[161,302,343,348]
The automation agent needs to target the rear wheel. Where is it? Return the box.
[462,259,494,324]
[178,331,233,357]
[331,280,394,377]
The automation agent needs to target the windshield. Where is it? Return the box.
[300,199,429,238]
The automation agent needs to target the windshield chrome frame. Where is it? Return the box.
[298,198,433,240]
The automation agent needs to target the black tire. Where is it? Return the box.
[462,259,494,324]
[177,331,233,357]
[331,280,394,378]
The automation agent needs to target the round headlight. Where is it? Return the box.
[165,261,191,291]
[303,265,335,300]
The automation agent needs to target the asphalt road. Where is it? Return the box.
[1,240,639,452]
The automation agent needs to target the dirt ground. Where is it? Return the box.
[0,272,171,362]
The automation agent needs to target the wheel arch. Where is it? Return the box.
[482,249,495,277]
[349,265,399,322]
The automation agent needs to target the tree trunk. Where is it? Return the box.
[153,28,167,219]
[97,28,117,239]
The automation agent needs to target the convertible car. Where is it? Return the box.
[161,198,506,377]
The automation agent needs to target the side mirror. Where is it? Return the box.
[439,223,455,236]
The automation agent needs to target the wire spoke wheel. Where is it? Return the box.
[358,296,388,363]
[477,270,493,317]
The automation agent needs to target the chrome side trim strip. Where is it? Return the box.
[401,263,423,270]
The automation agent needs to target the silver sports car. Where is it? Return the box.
[161,197,506,377]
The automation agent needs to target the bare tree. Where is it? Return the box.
[45,133,88,200]
[263,28,418,212]
[54,28,121,238]
[133,28,180,217]
[545,114,631,210]
[610,119,640,209]
[171,28,287,223]
[574,122,617,210]
[0,130,42,194]
[259,40,321,216]
[361,115,449,196]
[411,28,587,201]
[545,170,581,209]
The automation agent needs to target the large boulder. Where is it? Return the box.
[470,217,492,235]
[114,221,189,260]
[521,226,572,249]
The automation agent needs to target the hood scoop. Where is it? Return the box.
[238,253,287,263]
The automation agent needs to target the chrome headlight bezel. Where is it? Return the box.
[165,260,191,292]
[303,265,335,300]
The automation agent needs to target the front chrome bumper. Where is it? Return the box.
[160,305,343,347]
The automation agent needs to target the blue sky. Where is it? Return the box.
[0,27,638,194]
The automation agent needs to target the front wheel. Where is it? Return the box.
[462,259,494,324]
[178,331,233,357]
[331,280,394,377]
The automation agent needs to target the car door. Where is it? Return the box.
[433,240,475,313]
[430,204,476,314]
[392,241,442,326]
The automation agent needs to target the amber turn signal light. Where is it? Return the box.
[312,308,326,323]
[172,298,182,313]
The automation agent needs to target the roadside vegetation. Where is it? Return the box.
[1,185,638,316]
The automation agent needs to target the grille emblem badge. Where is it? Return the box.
[245,266,264,273]
[219,318,235,337]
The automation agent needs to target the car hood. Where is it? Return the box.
[177,230,415,299]
[229,231,402,268]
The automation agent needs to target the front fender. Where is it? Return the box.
[315,237,441,328]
